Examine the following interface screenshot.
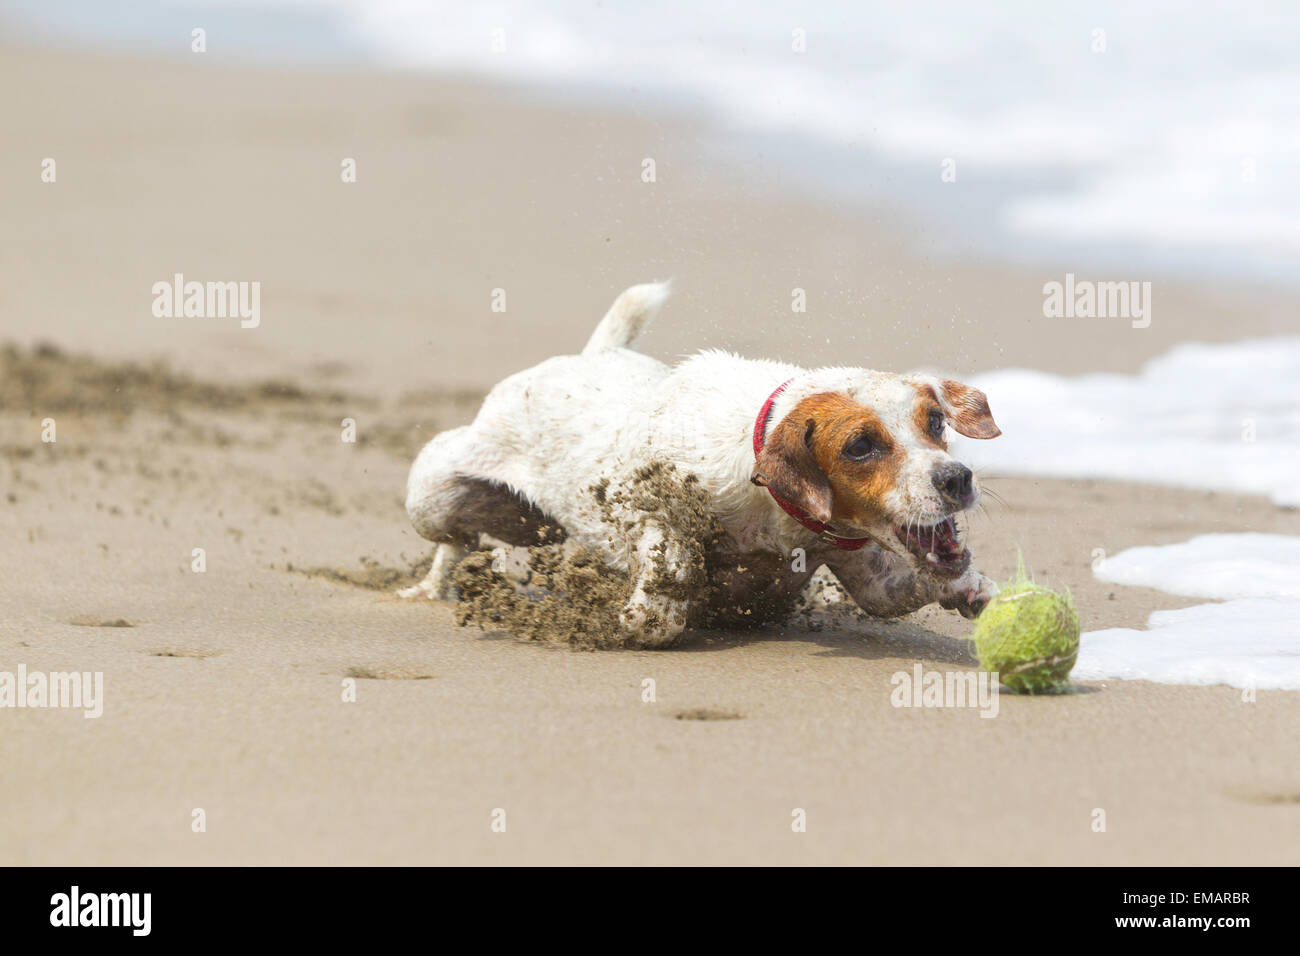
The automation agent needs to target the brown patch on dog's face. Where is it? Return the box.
[753,392,903,530]
[751,402,834,523]
[911,390,948,449]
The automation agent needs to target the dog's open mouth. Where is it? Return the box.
[894,516,970,577]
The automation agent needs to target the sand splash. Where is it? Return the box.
[453,461,726,648]
[451,461,869,647]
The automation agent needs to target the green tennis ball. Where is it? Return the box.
[972,560,1079,694]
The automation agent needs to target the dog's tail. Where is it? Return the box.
[581,281,671,355]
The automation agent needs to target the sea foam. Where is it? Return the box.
[1076,534,1300,689]
[957,337,1300,508]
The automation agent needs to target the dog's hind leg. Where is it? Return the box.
[401,426,564,599]
[398,541,470,600]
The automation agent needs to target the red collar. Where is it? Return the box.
[752,379,873,551]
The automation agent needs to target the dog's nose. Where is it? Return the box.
[931,462,974,505]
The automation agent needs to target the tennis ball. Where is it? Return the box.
[972,560,1079,694]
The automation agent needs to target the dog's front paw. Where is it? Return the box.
[938,569,998,620]
[620,589,688,648]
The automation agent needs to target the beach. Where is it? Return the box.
[2,45,1299,865]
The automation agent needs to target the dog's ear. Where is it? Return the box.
[752,415,834,523]
[919,377,1001,439]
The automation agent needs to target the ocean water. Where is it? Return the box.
[1078,535,1300,689]
[955,336,1300,507]
[7,0,1300,285]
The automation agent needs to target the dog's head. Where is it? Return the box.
[751,372,1000,576]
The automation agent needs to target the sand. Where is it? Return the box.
[2,45,1299,865]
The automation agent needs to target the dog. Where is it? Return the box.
[402,282,1000,646]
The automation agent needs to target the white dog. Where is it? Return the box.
[403,283,1000,646]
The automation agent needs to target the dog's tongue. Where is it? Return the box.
[895,516,970,577]
[919,516,960,551]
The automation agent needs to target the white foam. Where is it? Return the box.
[1092,534,1300,601]
[956,337,1300,508]
[1076,534,1300,689]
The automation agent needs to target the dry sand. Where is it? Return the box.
[2,46,1299,865]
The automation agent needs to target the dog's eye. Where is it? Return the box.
[843,436,875,460]
[928,410,945,440]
